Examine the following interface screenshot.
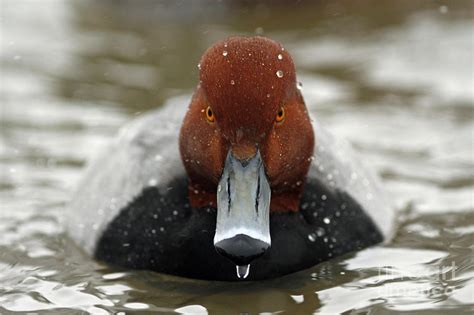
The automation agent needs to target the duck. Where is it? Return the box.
[67,36,395,281]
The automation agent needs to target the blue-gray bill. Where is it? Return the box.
[214,150,271,279]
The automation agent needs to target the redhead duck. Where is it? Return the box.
[68,36,394,280]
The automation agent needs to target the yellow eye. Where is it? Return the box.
[276,107,285,123]
[206,106,215,122]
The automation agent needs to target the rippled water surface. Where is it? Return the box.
[1,0,473,314]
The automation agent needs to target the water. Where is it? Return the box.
[1,0,473,313]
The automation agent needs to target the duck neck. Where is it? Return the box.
[186,179,304,213]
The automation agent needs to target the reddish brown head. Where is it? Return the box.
[200,37,297,147]
[179,36,314,269]
[180,36,314,211]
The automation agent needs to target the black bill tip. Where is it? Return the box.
[214,233,270,266]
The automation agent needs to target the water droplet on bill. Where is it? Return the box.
[276,70,284,78]
[236,264,250,279]
[222,51,228,57]
[277,53,283,60]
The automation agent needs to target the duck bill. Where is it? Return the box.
[214,149,271,269]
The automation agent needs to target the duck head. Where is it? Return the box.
[179,36,314,276]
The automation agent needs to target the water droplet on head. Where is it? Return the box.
[297,82,303,90]
[277,54,283,60]
[323,217,331,224]
[266,93,271,98]
[276,70,284,78]
[222,51,228,57]
[308,233,316,242]
[230,79,235,85]
[236,264,250,279]
[197,63,201,70]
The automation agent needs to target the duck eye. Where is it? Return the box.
[206,106,215,122]
[276,107,285,123]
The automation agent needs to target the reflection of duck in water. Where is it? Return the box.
[68,36,395,281]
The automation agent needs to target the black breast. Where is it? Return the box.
[95,177,383,281]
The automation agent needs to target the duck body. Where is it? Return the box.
[68,97,392,281]
[67,37,394,280]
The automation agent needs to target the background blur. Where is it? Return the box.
[1,1,473,314]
